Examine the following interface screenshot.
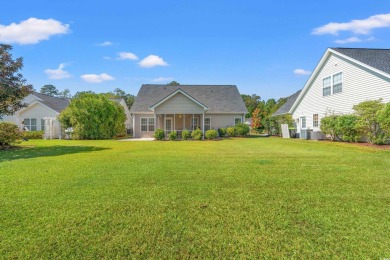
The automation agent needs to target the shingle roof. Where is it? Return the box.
[331,48,390,75]
[130,85,247,114]
[273,90,301,116]
[32,92,70,112]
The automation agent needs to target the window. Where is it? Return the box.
[234,117,242,126]
[300,116,306,129]
[333,72,342,94]
[24,118,37,131]
[141,117,154,132]
[323,72,343,96]
[323,76,331,96]
[41,119,45,131]
[313,114,319,128]
[204,118,211,131]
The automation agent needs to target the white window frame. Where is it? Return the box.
[313,114,319,128]
[323,76,331,96]
[41,119,45,131]
[24,118,37,131]
[204,117,211,131]
[191,117,199,130]
[234,117,242,126]
[165,117,173,132]
[140,117,154,132]
[323,71,343,97]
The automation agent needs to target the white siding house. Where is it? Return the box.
[276,48,390,138]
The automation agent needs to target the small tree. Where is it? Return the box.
[0,44,33,118]
[0,122,21,148]
[353,99,386,144]
[58,93,126,139]
[251,108,263,131]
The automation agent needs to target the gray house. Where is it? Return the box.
[130,84,248,138]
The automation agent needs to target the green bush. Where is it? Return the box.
[235,123,250,136]
[353,99,386,144]
[378,102,390,141]
[336,115,360,142]
[218,128,227,137]
[226,127,236,137]
[0,122,21,148]
[168,130,177,140]
[22,131,44,139]
[154,128,165,140]
[320,115,339,141]
[205,129,218,140]
[182,130,191,140]
[58,93,126,140]
[191,128,203,140]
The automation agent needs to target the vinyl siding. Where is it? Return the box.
[154,93,204,114]
[133,113,155,138]
[293,53,390,133]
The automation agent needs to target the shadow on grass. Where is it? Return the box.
[0,145,110,163]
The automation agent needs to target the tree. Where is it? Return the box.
[58,93,126,139]
[251,108,263,130]
[241,94,261,118]
[378,102,390,139]
[106,88,135,109]
[0,44,33,118]
[167,81,180,86]
[40,84,59,96]
[353,99,386,144]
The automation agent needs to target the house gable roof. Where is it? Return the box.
[273,90,301,116]
[149,88,209,111]
[130,85,247,114]
[31,92,70,113]
[289,48,390,114]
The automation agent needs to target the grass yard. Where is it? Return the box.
[1,137,389,258]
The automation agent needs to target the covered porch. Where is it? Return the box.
[154,113,208,137]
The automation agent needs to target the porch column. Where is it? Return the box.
[164,114,166,134]
[202,113,205,140]
[154,114,157,130]
[183,114,185,130]
[174,113,176,132]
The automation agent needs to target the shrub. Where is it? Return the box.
[0,122,21,148]
[320,115,339,141]
[378,102,390,141]
[191,128,203,140]
[22,131,44,139]
[217,128,227,137]
[226,127,236,137]
[205,129,218,140]
[58,93,126,140]
[235,123,250,136]
[182,130,191,140]
[154,128,165,140]
[336,115,360,142]
[168,130,177,140]
[353,99,386,144]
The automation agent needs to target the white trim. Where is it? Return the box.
[289,48,390,114]
[234,117,242,126]
[165,117,173,132]
[140,117,155,132]
[204,117,211,131]
[149,89,209,111]
[16,100,60,116]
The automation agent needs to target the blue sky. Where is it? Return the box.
[1,1,389,100]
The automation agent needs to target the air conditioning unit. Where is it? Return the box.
[300,129,309,140]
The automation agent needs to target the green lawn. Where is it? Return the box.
[1,137,389,258]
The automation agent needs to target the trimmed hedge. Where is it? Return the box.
[182,130,191,140]
[205,129,218,140]
[154,128,165,140]
[191,129,203,140]
[22,131,44,139]
[168,131,177,140]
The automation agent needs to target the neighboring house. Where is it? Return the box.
[273,90,301,117]
[276,48,390,139]
[1,92,132,138]
[1,92,70,138]
[109,98,132,130]
[130,84,248,138]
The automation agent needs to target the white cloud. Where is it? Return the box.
[152,77,174,82]
[117,52,138,60]
[294,69,311,75]
[80,73,114,83]
[44,63,71,79]
[139,55,168,68]
[97,41,113,47]
[312,13,390,35]
[334,36,375,44]
[0,17,69,45]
